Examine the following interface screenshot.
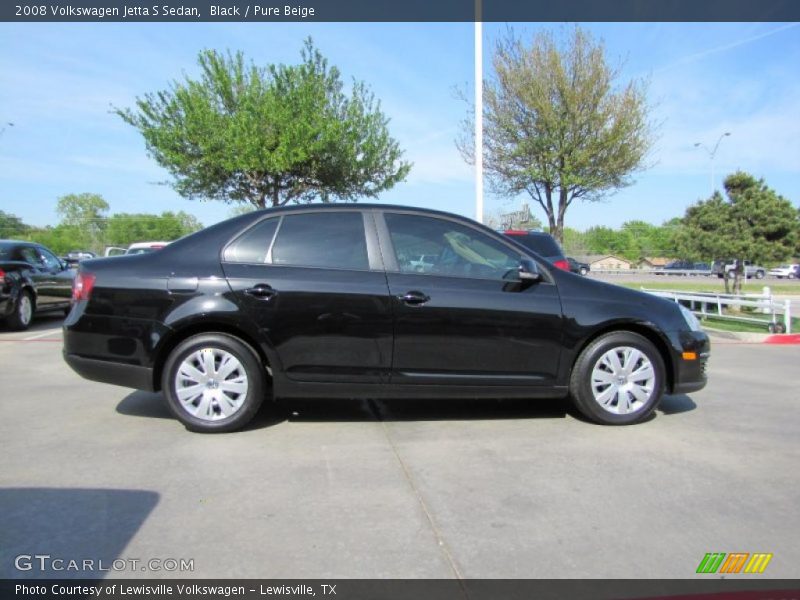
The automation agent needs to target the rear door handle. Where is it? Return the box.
[398,290,430,306]
[244,284,277,300]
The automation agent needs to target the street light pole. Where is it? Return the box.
[474,0,483,223]
[694,132,731,195]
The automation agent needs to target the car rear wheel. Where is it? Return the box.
[569,331,665,425]
[7,290,33,331]
[579,267,588,276]
[755,270,765,279]
[162,333,266,433]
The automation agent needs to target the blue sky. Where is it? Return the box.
[0,21,798,231]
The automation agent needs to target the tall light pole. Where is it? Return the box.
[474,0,483,223]
[694,132,731,195]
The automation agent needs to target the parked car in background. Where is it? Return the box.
[1,240,76,330]
[63,250,96,268]
[711,260,766,279]
[768,264,799,279]
[567,257,590,276]
[501,230,570,271]
[104,241,171,257]
[658,260,712,276]
[64,204,709,432]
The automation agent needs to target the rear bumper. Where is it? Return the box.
[63,352,155,392]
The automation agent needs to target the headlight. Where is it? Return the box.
[679,304,702,332]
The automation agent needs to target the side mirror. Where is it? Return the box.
[518,258,541,281]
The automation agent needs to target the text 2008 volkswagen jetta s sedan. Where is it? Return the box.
[63,205,708,432]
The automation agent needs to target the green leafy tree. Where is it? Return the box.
[55,193,109,250]
[117,39,411,209]
[105,211,203,246]
[678,171,799,294]
[583,226,639,260]
[0,210,29,238]
[561,227,588,257]
[459,26,654,243]
[26,225,87,255]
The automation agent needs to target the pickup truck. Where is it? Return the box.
[1,240,76,330]
[711,260,767,279]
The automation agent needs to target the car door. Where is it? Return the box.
[36,246,73,307]
[222,210,393,384]
[15,245,55,308]
[377,211,564,387]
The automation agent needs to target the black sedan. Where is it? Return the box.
[63,205,709,432]
[1,240,75,330]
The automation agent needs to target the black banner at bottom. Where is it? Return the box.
[2,580,800,600]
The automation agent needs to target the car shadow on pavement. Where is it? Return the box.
[284,396,569,424]
[0,487,159,579]
[657,394,697,415]
[116,391,696,430]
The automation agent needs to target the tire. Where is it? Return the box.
[579,268,588,276]
[6,290,34,331]
[788,273,796,280]
[755,270,765,279]
[161,333,266,433]
[569,331,666,425]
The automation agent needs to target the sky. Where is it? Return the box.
[0,21,798,232]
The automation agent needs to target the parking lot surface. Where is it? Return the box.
[1,316,798,579]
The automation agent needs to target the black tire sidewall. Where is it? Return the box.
[162,333,265,433]
[571,332,666,425]
[8,290,33,331]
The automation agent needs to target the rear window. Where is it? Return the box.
[0,243,13,260]
[271,212,369,270]
[504,233,563,257]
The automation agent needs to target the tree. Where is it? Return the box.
[0,210,29,238]
[105,211,203,246]
[55,193,109,250]
[583,226,639,260]
[678,171,799,294]
[117,39,411,209]
[459,27,654,243]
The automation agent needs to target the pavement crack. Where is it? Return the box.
[367,399,469,593]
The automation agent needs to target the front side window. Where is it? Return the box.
[38,247,62,270]
[384,213,520,280]
[271,212,369,270]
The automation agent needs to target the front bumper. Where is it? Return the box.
[669,330,710,394]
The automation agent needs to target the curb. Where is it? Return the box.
[704,328,800,345]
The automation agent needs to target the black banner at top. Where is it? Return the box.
[3,0,800,22]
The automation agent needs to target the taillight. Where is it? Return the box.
[553,259,570,271]
[72,272,96,302]
[0,268,5,285]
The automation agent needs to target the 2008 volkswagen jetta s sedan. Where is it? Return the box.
[63,205,709,432]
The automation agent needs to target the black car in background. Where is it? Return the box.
[567,257,590,276]
[64,205,709,432]
[501,230,570,271]
[1,240,75,330]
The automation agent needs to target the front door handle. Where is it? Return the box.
[244,284,277,300]
[398,290,430,306]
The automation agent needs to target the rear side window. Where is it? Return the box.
[271,212,369,270]
[507,233,562,257]
[224,218,279,264]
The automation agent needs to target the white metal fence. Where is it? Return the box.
[641,287,793,334]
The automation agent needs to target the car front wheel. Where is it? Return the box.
[162,333,266,433]
[569,331,666,425]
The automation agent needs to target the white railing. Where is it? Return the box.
[591,268,714,276]
[641,287,793,334]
